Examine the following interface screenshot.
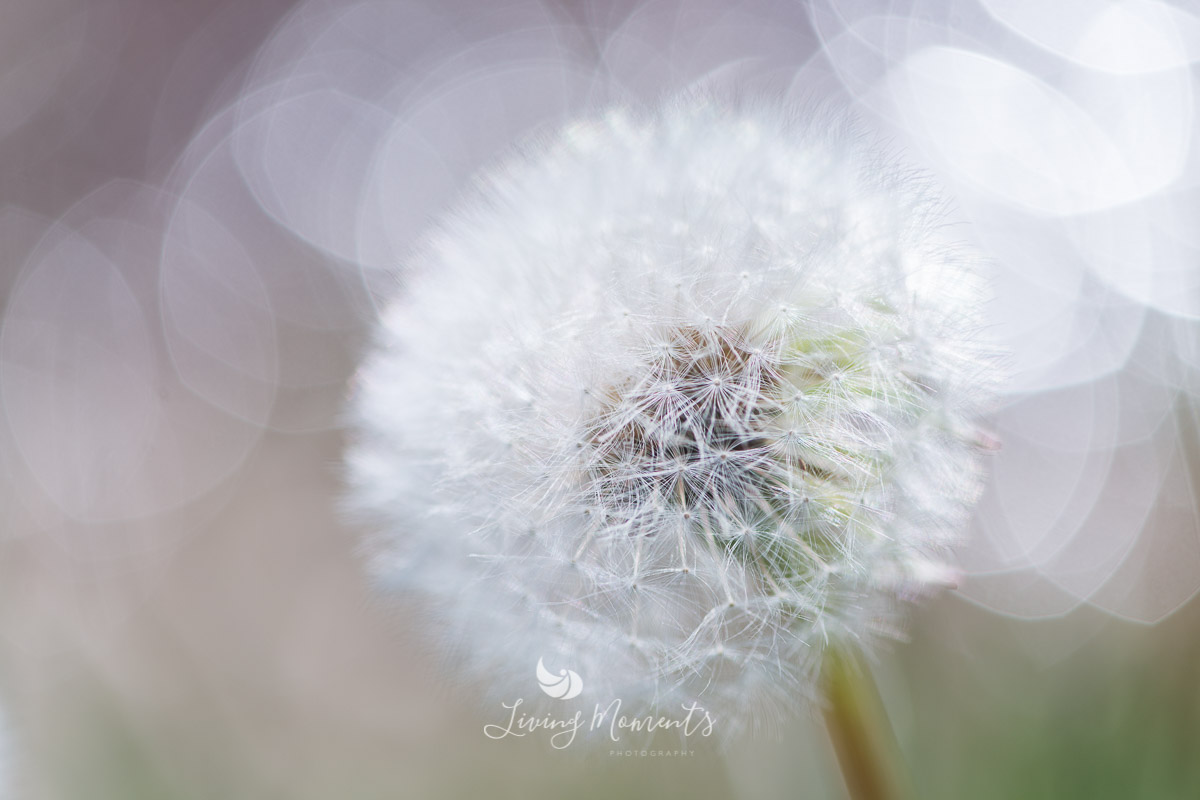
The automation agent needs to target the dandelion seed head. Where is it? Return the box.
[345,96,998,736]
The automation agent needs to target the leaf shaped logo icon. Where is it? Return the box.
[536,657,583,700]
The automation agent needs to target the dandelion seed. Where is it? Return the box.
[344,96,999,739]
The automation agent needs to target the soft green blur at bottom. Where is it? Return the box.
[21,590,1199,800]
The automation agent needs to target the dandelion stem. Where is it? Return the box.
[821,647,912,800]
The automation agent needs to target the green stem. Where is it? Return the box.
[821,648,913,800]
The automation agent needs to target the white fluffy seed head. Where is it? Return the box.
[345,96,999,737]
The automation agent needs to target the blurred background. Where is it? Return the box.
[0,0,1198,797]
